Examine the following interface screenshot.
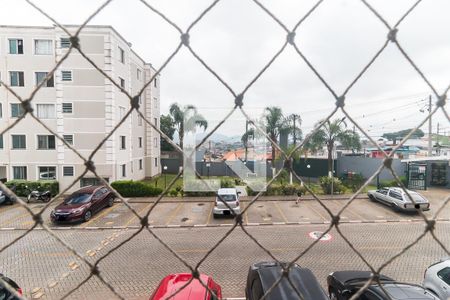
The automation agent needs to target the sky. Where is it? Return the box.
[1,0,449,141]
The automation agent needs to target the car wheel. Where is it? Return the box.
[390,203,399,212]
[43,194,51,203]
[369,195,376,202]
[329,287,338,300]
[213,213,218,219]
[83,210,92,222]
[107,196,114,207]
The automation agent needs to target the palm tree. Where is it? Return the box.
[169,103,208,150]
[286,113,302,147]
[264,106,290,167]
[308,117,359,174]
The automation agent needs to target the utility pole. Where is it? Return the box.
[244,120,249,163]
[293,115,296,146]
[428,95,432,156]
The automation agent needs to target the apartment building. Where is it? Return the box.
[0,25,160,192]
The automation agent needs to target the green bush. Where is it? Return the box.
[220,178,236,188]
[341,173,366,192]
[319,176,344,194]
[111,180,162,197]
[379,176,407,188]
[5,180,59,197]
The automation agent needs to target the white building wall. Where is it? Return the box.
[0,25,161,193]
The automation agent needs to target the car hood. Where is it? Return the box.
[54,202,88,212]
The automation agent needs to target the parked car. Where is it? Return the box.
[245,261,329,300]
[327,270,438,300]
[423,257,450,299]
[0,185,16,205]
[150,273,222,300]
[50,186,115,223]
[213,188,241,218]
[367,187,430,212]
[0,274,22,300]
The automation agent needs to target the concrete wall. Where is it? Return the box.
[337,156,406,182]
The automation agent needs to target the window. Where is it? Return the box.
[389,190,403,200]
[11,103,25,118]
[36,104,56,119]
[60,37,71,48]
[153,78,157,88]
[38,166,56,180]
[0,103,2,118]
[121,164,126,177]
[120,136,126,149]
[62,103,73,113]
[119,77,125,89]
[35,72,54,87]
[9,71,24,86]
[137,69,142,80]
[34,39,53,55]
[12,166,27,180]
[154,117,158,128]
[438,267,450,285]
[63,135,73,145]
[154,137,158,148]
[37,135,55,150]
[61,70,72,81]
[0,134,3,149]
[119,106,125,119]
[11,135,26,149]
[9,39,23,54]
[139,159,143,170]
[154,158,158,167]
[119,47,125,63]
[139,137,143,148]
[63,166,74,177]
[138,114,142,126]
[154,99,158,108]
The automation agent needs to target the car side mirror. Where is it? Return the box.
[237,191,242,195]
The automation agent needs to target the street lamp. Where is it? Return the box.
[307,164,311,186]
[163,165,168,189]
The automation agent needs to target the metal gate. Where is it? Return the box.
[407,163,427,190]
[430,162,448,186]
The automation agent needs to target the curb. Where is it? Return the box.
[1,219,448,231]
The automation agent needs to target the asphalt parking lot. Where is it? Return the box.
[0,188,447,230]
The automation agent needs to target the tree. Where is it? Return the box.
[308,118,360,174]
[160,114,176,151]
[169,103,208,150]
[340,130,361,153]
[382,128,424,145]
[286,113,302,146]
[263,107,290,167]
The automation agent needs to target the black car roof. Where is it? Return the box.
[252,262,328,300]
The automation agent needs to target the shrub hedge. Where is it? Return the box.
[111,180,162,197]
[5,180,59,197]
[319,176,344,194]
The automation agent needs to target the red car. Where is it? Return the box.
[51,186,115,223]
[150,273,222,300]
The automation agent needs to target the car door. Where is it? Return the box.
[91,189,104,213]
[98,187,109,208]
[436,267,450,298]
[388,190,403,208]
[375,189,388,203]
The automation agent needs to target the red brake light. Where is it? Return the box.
[17,288,23,296]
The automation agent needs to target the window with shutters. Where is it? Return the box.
[62,103,73,113]
[61,70,72,81]
[63,166,74,177]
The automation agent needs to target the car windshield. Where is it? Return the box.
[65,193,91,204]
[217,194,236,201]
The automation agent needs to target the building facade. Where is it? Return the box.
[0,25,160,192]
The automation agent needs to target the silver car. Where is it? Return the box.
[367,187,430,212]
[213,188,241,218]
[423,258,450,299]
